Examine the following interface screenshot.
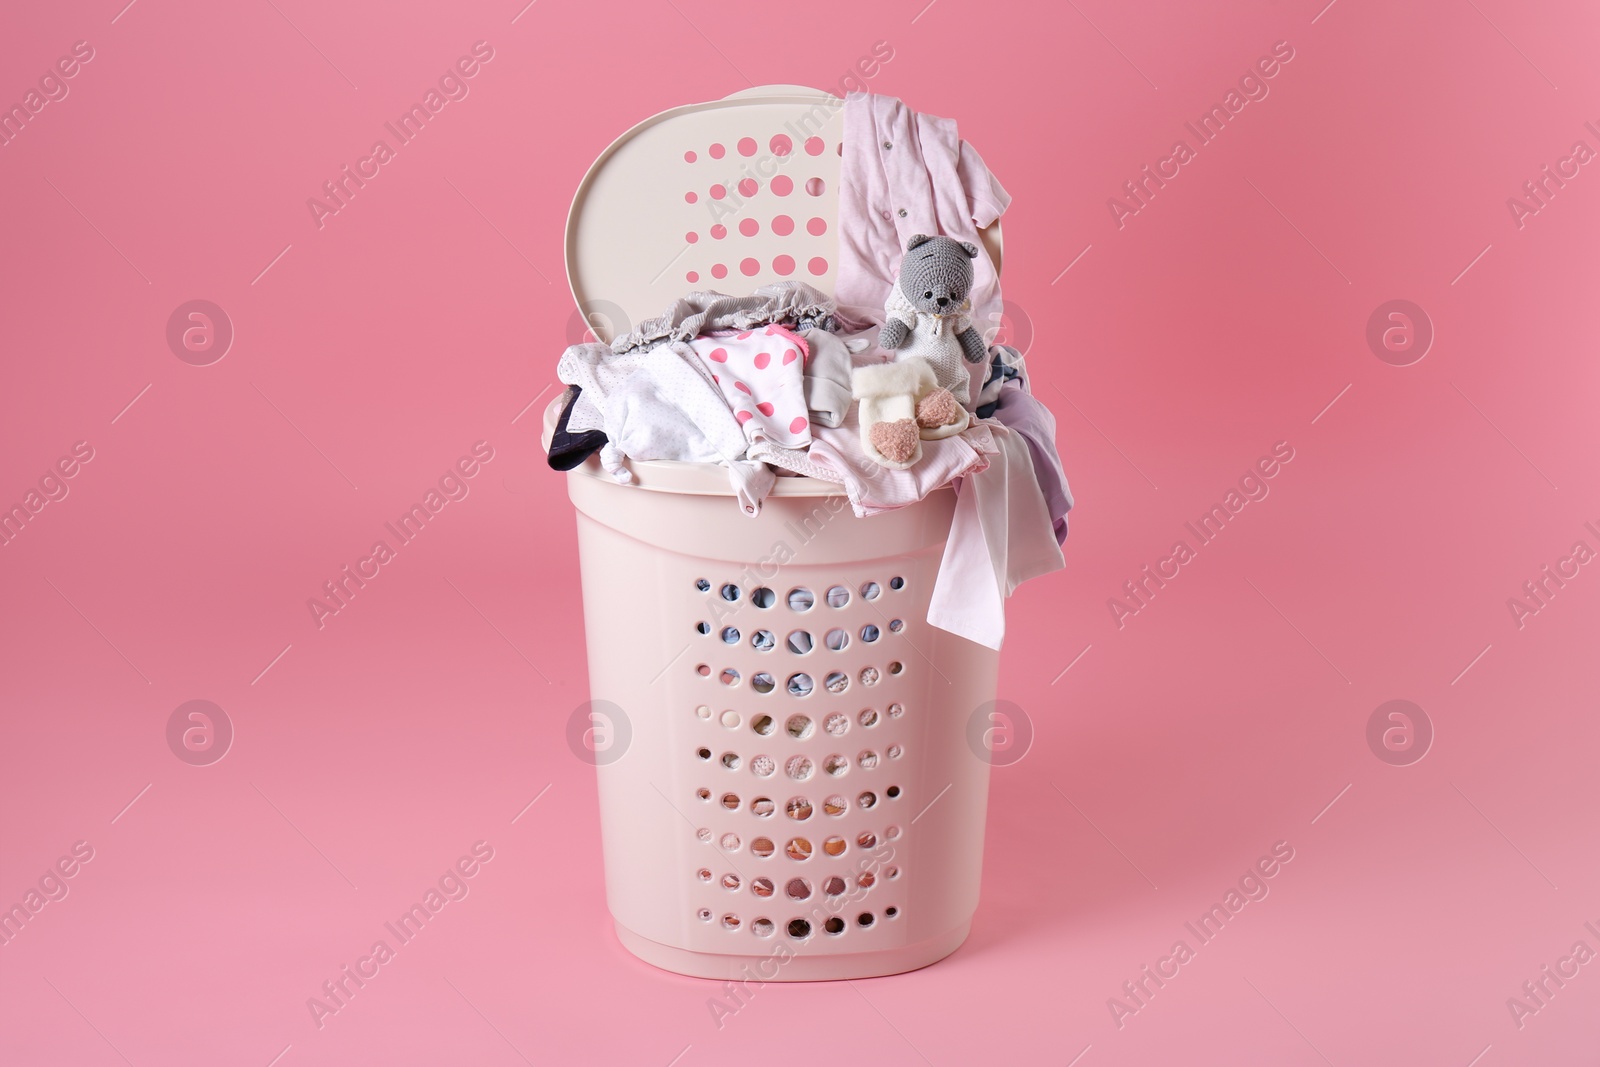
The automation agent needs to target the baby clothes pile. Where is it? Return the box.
[547,93,1073,650]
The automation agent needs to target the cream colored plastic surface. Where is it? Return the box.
[570,481,999,980]
[560,86,1003,981]
[566,87,846,342]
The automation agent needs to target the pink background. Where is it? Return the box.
[3,0,1599,1063]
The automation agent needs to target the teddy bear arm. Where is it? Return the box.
[956,325,988,364]
[878,318,910,350]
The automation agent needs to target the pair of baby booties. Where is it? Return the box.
[851,360,969,470]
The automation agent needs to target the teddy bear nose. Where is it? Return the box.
[936,296,950,307]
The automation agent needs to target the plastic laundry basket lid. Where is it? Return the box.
[565,86,847,344]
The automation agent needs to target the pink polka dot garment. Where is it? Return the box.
[687,325,812,450]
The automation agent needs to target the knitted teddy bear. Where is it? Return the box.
[851,234,988,469]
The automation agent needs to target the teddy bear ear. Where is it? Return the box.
[959,241,979,258]
[906,234,933,250]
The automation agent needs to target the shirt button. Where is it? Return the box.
[896,208,907,218]
[881,211,892,221]
[882,141,893,150]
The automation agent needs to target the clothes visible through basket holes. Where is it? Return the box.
[751,796,775,817]
[751,755,775,777]
[859,708,879,728]
[751,714,775,736]
[787,673,813,697]
[787,587,814,611]
[786,755,813,780]
[826,585,851,608]
[858,750,880,770]
[751,629,775,652]
[823,754,849,776]
[752,672,775,694]
[786,630,813,655]
[860,666,880,687]
[753,876,775,896]
[823,795,848,816]
[785,714,813,739]
[785,838,812,861]
[861,624,880,643]
[785,797,812,820]
[825,628,849,651]
[825,671,849,694]
[824,712,849,736]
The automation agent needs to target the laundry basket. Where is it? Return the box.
[548,87,1003,981]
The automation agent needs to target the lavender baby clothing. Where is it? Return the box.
[926,421,1064,650]
[835,92,1010,340]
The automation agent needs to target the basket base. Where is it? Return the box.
[613,919,973,982]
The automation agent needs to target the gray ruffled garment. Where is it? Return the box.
[610,281,836,355]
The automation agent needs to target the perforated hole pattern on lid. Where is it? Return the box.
[566,95,845,344]
[678,133,837,288]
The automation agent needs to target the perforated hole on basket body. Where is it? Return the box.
[680,569,923,951]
